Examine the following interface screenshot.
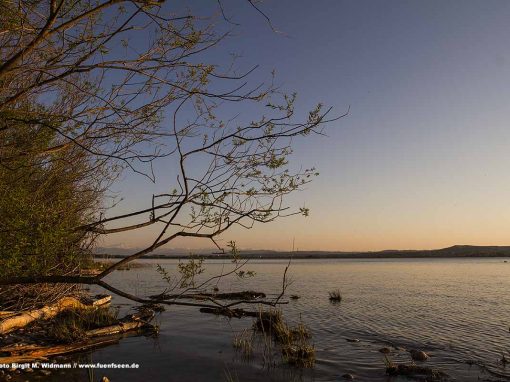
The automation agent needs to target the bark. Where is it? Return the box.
[151,290,266,301]
[89,295,112,307]
[86,320,151,337]
[0,296,111,334]
[0,338,119,364]
[0,311,156,363]
[199,307,261,318]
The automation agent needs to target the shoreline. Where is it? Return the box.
[94,245,510,260]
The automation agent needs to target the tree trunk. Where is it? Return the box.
[0,296,111,334]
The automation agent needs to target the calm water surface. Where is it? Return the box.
[50,258,510,381]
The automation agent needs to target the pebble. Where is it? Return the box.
[341,373,354,380]
[25,368,33,373]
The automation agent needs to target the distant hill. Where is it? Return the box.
[94,245,510,259]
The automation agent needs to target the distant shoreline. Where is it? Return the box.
[94,245,510,260]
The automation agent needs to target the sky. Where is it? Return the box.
[101,0,510,252]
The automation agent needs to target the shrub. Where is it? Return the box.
[0,110,102,280]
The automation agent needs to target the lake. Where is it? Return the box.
[48,258,510,381]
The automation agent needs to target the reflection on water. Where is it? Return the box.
[49,258,510,381]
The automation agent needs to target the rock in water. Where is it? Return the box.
[341,373,354,380]
[410,349,429,361]
[379,347,391,354]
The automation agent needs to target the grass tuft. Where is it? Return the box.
[232,329,253,359]
[384,356,449,381]
[328,289,342,302]
[45,306,118,343]
[252,309,315,368]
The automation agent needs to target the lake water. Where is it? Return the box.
[48,258,510,381]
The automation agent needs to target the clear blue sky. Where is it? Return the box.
[103,0,510,251]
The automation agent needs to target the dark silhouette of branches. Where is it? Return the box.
[0,0,347,311]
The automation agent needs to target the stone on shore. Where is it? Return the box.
[410,349,429,361]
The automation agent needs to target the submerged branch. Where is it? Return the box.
[149,290,266,301]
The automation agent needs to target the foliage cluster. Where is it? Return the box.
[0,0,338,314]
[0,108,101,278]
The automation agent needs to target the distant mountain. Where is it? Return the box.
[94,246,218,257]
[94,245,510,259]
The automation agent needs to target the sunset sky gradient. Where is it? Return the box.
[102,0,510,252]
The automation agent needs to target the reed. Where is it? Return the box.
[328,289,342,302]
[251,309,315,368]
[45,306,118,343]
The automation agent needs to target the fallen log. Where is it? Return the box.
[0,295,111,335]
[0,311,156,353]
[0,311,156,363]
[200,307,261,318]
[151,290,266,301]
[0,338,119,364]
[0,343,44,355]
[91,295,112,307]
[86,321,151,337]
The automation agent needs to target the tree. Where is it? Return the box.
[0,103,106,309]
[0,110,100,279]
[0,0,344,310]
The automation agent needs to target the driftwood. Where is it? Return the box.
[0,310,156,363]
[0,295,111,334]
[199,307,262,318]
[86,321,149,337]
[0,343,47,354]
[151,290,266,301]
[86,310,156,337]
[0,338,119,364]
[88,294,112,307]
